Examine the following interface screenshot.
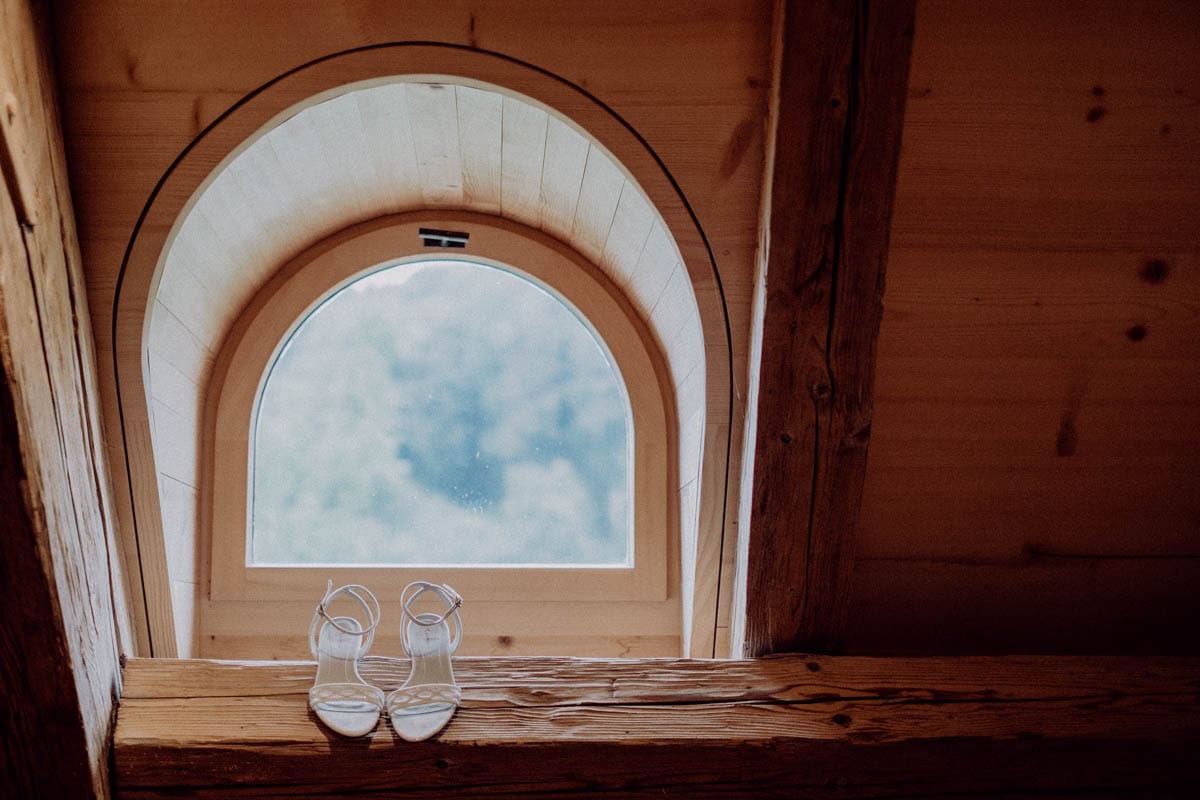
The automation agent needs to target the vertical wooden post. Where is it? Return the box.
[742,0,915,656]
[0,0,127,794]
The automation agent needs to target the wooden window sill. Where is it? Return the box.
[116,655,1200,797]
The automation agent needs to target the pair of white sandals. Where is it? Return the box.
[308,580,463,741]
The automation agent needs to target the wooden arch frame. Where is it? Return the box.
[111,43,733,657]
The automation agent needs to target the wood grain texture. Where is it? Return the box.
[55,1,757,658]
[115,655,1200,797]
[103,53,722,658]
[743,0,915,655]
[200,215,679,656]
[0,0,124,794]
[890,1,1200,253]
[457,85,503,213]
[499,94,547,225]
[538,116,589,240]
[407,83,464,207]
[49,0,1200,663]
[0,323,97,798]
[852,0,1200,653]
[848,557,1200,656]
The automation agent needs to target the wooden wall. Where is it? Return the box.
[851,0,1200,653]
[52,0,770,657]
[0,0,126,794]
[51,0,1200,655]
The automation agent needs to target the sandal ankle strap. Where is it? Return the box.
[399,581,463,654]
[309,581,381,659]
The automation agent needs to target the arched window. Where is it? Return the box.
[116,68,727,659]
[208,215,676,655]
[251,258,632,568]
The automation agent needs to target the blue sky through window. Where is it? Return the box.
[250,259,631,566]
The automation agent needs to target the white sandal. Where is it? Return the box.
[308,582,385,737]
[386,581,464,741]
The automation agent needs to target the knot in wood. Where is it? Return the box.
[845,423,871,446]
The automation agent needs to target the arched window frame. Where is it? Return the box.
[205,213,679,652]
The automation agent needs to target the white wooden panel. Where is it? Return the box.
[627,222,679,320]
[146,350,199,425]
[539,116,589,241]
[678,476,699,648]
[677,362,706,427]
[353,83,424,213]
[170,579,199,658]
[679,407,706,491]
[456,85,503,213]
[196,170,272,276]
[602,181,654,288]
[309,92,380,220]
[570,146,624,263]
[262,111,347,232]
[156,264,222,350]
[665,305,704,390]
[151,399,197,487]
[185,176,272,331]
[650,263,693,355]
[159,474,198,585]
[405,83,464,206]
[148,300,213,382]
[500,95,548,226]
[167,213,239,307]
[224,123,309,242]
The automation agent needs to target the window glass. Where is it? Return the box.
[251,260,631,566]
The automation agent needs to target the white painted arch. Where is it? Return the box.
[152,78,703,380]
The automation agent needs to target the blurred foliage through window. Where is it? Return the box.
[251,260,631,565]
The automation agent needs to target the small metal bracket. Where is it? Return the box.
[418,227,469,248]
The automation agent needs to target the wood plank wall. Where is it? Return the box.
[51,0,1200,655]
[0,0,126,794]
[52,0,771,658]
[851,0,1200,653]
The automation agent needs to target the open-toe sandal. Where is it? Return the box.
[386,581,464,741]
[308,582,385,737]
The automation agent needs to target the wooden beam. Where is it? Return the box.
[116,655,1200,797]
[0,355,97,797]
[743,0,915,655]
[0,0,126,795]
